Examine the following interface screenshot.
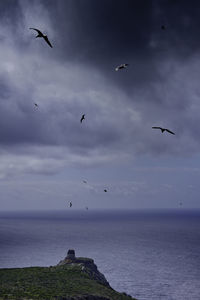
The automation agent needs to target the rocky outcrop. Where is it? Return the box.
[57,250,110,288]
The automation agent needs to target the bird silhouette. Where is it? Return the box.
[161,25,166,30]
[115,63,129,71]
[34,103,39,108]
[69,202,72,208]
[85,206,89,210]
[152,127,175,135]
[104,189,108,192]
[83,180,87,184]
[29,28,53,48]
[80,114,85,123]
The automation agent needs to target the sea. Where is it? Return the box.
[0,209,200,300]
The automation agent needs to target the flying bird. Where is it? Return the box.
[29,28,53,48]
[152,127,175,135]
[115,63,129,71]
[69,202,72,208]
[83,180,87,184]
[85,206,89,210]
[104,189,108,193]
[34,103,39,108]
[80,114,85,123]
[161,25,166,30]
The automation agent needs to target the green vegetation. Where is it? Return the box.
[0,264,135,299]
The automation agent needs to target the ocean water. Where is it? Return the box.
[0,210,200,300]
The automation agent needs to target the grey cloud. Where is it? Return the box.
[1,0,200,181]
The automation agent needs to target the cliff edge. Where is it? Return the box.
[0,249,136,300]
[57,249,110,288]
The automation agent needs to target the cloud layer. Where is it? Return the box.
[0,0,200,209]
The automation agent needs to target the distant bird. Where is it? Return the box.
[80,114,85,123]
[85,206,88,210]
[69,202,72,208]
[29,28,53,48]
[83,180,87,184]
[179,202,183,207]
[161,25,166,30]
[152,127,175,135]
[34,103,39,108]
[104,189,108,193]
[115,63,129,71]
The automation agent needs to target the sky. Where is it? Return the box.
[0,0,200,210]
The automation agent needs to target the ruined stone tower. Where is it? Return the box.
[66,249,76,260]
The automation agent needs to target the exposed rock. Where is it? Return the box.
[57,250,110,288]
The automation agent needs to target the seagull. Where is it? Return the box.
[104,189,108,193]
[29,28,53,48]
[34,103,39,108]
[80,114,85,123]
[115,63,129,71]
[152,127,175,135]
[83,180,87,184]
[69,202,72,208]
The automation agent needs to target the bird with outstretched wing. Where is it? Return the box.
[152,127,175,135]
[30,28,53,48]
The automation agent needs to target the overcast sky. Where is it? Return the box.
[0,0,200,210]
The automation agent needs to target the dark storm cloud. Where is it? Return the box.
[1,0,200,180]
[47,0,200,90]
[54,0,153,59]
[47,0,157,90]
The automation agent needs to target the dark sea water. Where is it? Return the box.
[0,210,200,300]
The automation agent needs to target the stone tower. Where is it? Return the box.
[66,249,76,260]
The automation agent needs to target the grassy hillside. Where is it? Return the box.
[0,264,136,300]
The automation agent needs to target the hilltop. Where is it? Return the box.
[0,249,136,300]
